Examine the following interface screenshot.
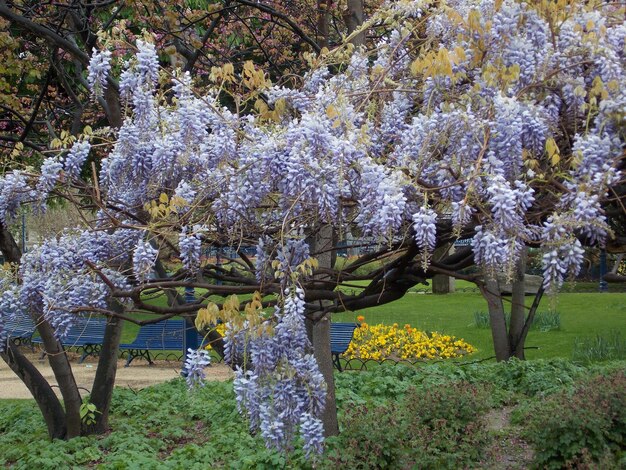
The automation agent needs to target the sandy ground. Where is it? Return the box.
[0,351,233,399]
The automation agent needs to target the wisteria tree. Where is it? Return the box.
[0,0,624,457]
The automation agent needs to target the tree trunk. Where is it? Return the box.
[306,225,339,437]
[344,0,365,46]
[103,85,123,128]
[317,0,330,48]
[85,311,124,434]
[36,317,83,438]
[432,275,453,294]
[480,276,511,361]
[509,248,527,359]
[514,286,545,358]
[306,317,339,437]
[0,221,22,263]
[1,342,67,439]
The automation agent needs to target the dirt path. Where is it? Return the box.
[0,352,233,399]
[483,407,534,469]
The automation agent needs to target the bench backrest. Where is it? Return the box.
[4,314,37,339]
[330,322,359,354]
[62,317,107,347]
[130,322,168,343]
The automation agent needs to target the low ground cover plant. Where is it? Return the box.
[326,381,491,469]
[514,370,625,468]
[2,359,624,469]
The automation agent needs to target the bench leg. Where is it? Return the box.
[79,344,99,363]
[124,353,135,367]
[79,348,89,364]
[332,353,343,372]
[124,349,153,367]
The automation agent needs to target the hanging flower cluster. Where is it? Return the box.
[195,248,326,457]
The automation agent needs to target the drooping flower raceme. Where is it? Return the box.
[179,226,203,273]
[231,244,326,456]
[132,240,158,282]
[63,141,91,179]
[182,348,211,388]
[87,48,112,98]
[412,206,437,269]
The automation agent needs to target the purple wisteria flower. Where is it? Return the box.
[182,348,211,388]
[132,240,158,282]
[412,207,437,269]
[87,48,111,98]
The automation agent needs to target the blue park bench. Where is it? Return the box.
[121,320,358,370]
[120,319,204,367]
[4,314,37,349]
[330,322,359,372]
[32,317,107,363]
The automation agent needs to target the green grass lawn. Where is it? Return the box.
[333,290,626,360]
[124,280,626,362]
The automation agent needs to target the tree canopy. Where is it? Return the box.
[0,0,624,456]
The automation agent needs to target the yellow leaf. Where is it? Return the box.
[453,46,466,63]
[243,61,255,77]
[545,137,557,157]
[224,294,240,315]
[468,9,482,33]
[437,48,453,77]
[159,193,169,204]
[326,105,338,119]
[410,58,422,76]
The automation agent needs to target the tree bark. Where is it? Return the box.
[36,318,83,438]
[86,310,124,434]
[317,0,331,48]
[306,316,339,436]
[509,248,527,359]
[0,221,21,264]
[480,276,511,361]
[1,342,67,439]
[306,225,339,437]
[432,245,454,294]
[103,85,123,128]
[344,0,365,46]
[514,286,545,358]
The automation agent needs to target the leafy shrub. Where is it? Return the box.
[326,381,491,469]
[572,331,626,364]
[345,319,475,361]
[473,310,561,331]
[518,370,625,469]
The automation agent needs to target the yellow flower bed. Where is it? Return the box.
[345,320,475,361]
